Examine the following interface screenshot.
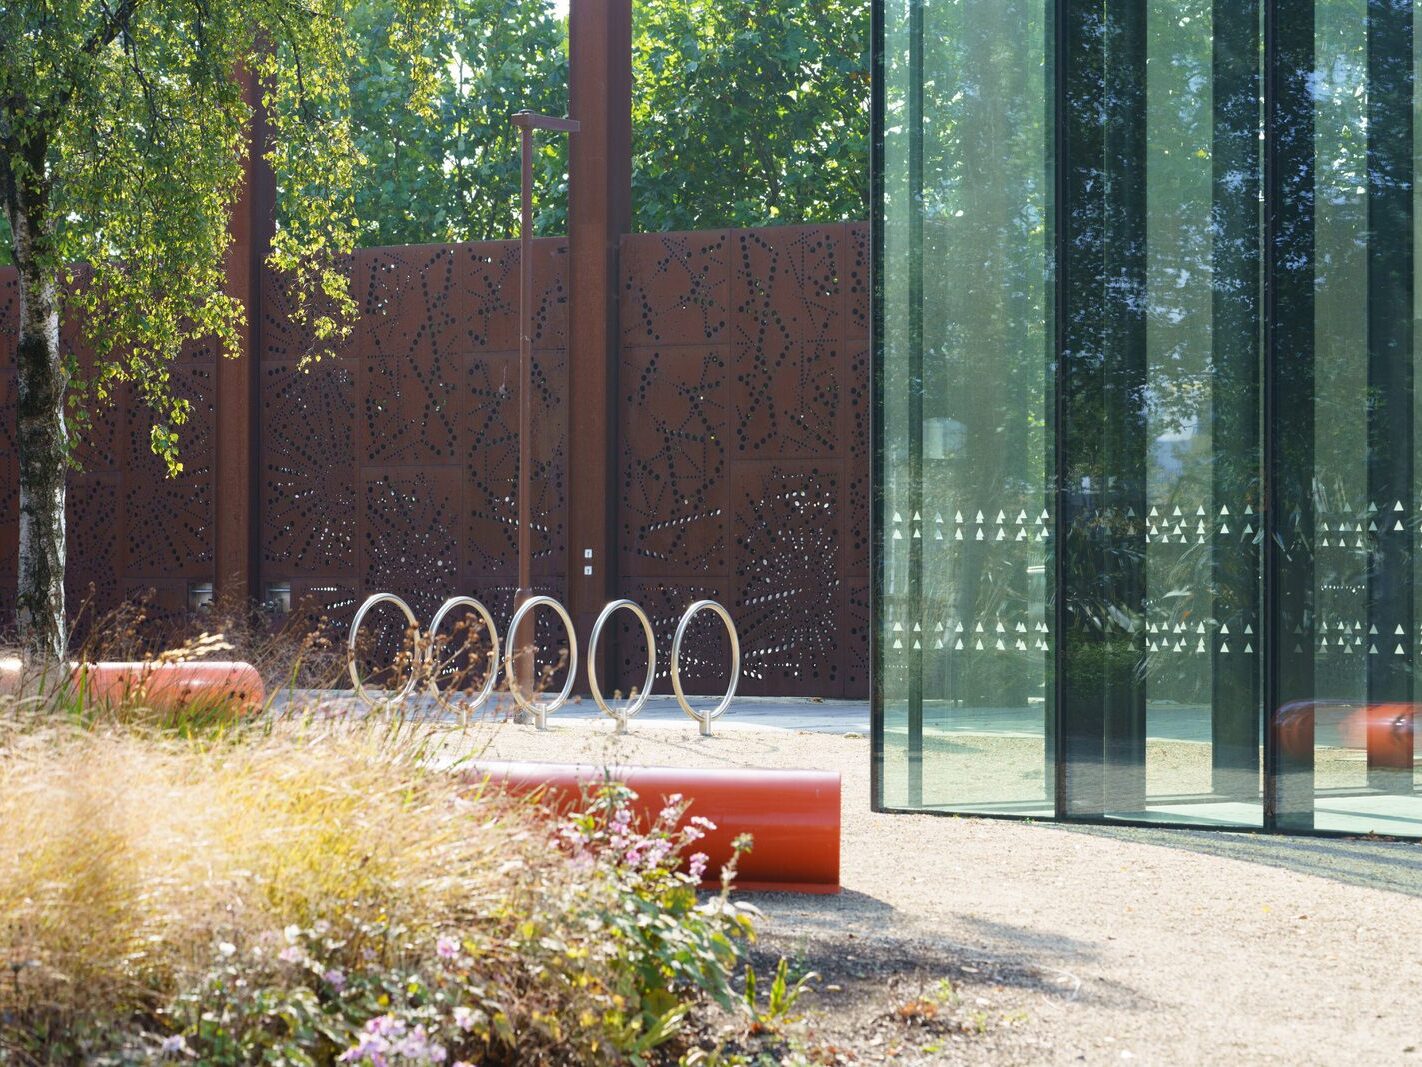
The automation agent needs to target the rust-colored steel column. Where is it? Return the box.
[567,0,632,689]
[215,67,271,603]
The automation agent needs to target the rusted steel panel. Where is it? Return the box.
[620,230,732,347]
[1,221,872,699]
[618,224,870,698]
[619,344,730,578]
[257,239,571,659]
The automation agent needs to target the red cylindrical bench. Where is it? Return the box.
[71,661,265,713]
[467,760,841,894]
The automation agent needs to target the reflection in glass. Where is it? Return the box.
[878,0,1053,813]
[874,0,1422,836]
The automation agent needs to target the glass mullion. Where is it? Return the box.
[1264,0,1317,830]
[1060,0,1150,819]
[1364,0,1416,792]
[1209,0,1264,804]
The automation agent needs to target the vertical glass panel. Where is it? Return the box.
[1141,0,1263,825]
[1060,1,1263,826]
[1271,0,1422,836]
[876,0,1054,813]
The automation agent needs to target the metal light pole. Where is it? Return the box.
[510,110,579,698]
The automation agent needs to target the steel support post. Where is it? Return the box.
[567,0,632,692]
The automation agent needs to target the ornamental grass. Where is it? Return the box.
[0,673,752,1065]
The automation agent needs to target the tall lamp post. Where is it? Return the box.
[509,110,579,697]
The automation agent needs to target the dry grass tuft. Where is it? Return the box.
[0,720,547,1032]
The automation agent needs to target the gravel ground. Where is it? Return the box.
[420,710,1422,1066]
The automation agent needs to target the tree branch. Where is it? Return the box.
[47,0,146,117]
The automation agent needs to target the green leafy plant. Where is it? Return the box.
[743,957,818,1035]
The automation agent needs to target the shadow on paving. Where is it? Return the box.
[1049,822,1422,897]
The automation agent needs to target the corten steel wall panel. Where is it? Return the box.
[3,222,867,701]
[621,231,732,346]
[261,359,358,578]
[0,264,218,642]
[123,362,217,581]
[618,223,871,699]
[258,238,570,641]
[461,348,569,582]
[619,344,731,576]
[360,465,465,621]
[731,459,849,696]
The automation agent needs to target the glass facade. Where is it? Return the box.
[873,0,1422,836]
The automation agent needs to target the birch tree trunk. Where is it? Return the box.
[4,135,68,662]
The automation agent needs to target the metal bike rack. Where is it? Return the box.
[670,599,741,736]
[348,589,740,735]
[426,595,500,723]
[587,598,656,733]
[503,594,579,730]
[348,593,423,708]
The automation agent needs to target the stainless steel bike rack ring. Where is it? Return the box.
[426,596,501,723]
[670,599,741,736]
[587,598,656,733]
[503,595,579,730]
[348,592,423,709]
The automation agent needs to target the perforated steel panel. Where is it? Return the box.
[1,224,869,697]
[618,224,871,698]
[258,239,570,636]
[0,266,217,642]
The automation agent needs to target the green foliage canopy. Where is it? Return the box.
[631,0,869,231]
[0,0,439,467]
[338,0,570,245]
[330,0,868,247]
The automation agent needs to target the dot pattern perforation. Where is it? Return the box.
[0,224,869,690]
[618,225,869,698]
[260,239,572,636]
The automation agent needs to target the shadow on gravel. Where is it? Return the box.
[1051,822,1422,897]
[751,926,1151,1014]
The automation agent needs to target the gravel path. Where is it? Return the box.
[433,714,1421,1065]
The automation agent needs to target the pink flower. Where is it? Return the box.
[365,1015,406,1038]
[338,1035,389,1064]
[453,1006,477,1032]
[658,793,684,822]
[688,852,709,880]
[394,1028,426,1057]
[436,935,460,960]
[690,815,717,832]
[323,969,346,991]
[278,945,305,965]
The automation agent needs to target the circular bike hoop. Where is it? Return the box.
[588,599,656,733]
[503,595,578,730]
[426,596,500,724]
[348,593,422,708]
[670,599,741,736]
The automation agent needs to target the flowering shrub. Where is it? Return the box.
[0,722,756,1066]
[166,785,753,1066]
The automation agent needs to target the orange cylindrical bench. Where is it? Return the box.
[72,661,265,713]
[467,760,841,894]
